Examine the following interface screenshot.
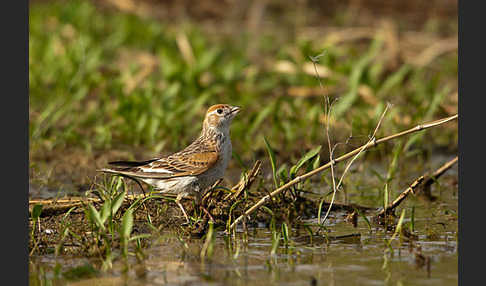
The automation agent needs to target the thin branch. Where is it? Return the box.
[376,156,458,218]
[320,103,391,225]
[423,156,458,187]
[229,114,458,231]
[309,52,338,225]
[225,160,262,200]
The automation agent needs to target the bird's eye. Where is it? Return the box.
[217,109,223,114]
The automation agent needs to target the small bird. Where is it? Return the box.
[99,104,241,222]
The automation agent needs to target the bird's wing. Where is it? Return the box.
[99,143,219,179]
[143,149,219,177]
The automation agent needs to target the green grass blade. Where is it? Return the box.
[317,197,326,225]
[271,232,281,256]
[355,208,371,231]
[410,206,415,233]
[290,146,321,179]
[99,200,111,225]
[386,141,402,183]
[111,190,127,216]
[121,208,134,240]
[277,164,288,185]
[87,204,105,231]
[264,136,278,188]
[311,155,321,172]
[129,234,152,241]
[383,183,389,213]
[120,208,134,258]
[32,204,43,220]
[281,222,289,245]
[201,221,215,260]
[388,208,406,246]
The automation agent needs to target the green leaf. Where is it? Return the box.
[281,223,289,245]
[88,204,105,231]
[303,224,314,244]
[317,197,326,225]
[290,146,321,179]
[355,208,371,231]
[271,232,281,256]
[113,176,124,194]
[121,208,134,240]
[386,141,402,183]
[32,204,43,220]
[311,155,320,172]
[389,209,406,246]
[99,200,111,224]
[261,206,274,217]
[383,183,389,212]
[201,221,215,259]
[276,164,288,185]
[129,234,152,241]
[111,190,127,216]
[61,206,78,225]
[226,200,243,232]
[264,136,278,189]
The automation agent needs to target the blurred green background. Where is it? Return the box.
[29,0,457,196]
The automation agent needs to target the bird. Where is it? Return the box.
[98,104,241,223]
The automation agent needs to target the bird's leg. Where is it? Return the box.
[175,193,190,224]
[200,206,214,222]
[118,174,147,198]
[195,191,214,222]
[202,178,222,204]
[132,177,147,198]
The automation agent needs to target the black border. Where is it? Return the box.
[3,0,28,284]
[458,0,482,285]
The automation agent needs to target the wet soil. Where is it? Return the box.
[29,155,458,285]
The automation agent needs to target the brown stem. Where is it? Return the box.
[229,114,458,231]
[376,156,458,218]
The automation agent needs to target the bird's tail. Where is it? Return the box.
[97,168,124,175]
[108,159,159,168]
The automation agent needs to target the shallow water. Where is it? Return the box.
[29,156,458,285]
[30,227,457,285]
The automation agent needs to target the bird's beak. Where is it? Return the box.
[230,106,241,115]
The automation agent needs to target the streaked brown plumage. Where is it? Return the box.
[99,104,240,222]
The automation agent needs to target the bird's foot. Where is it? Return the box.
[200,205,214,222]
[176,200,191,225]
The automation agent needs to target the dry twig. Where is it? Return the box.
[229,114,458,231]
[225,160,262,200]
[309,52,338,225]
[376,156,458,218]
[320,103,391,225]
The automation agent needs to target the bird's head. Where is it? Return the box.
[203,104,241,134]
